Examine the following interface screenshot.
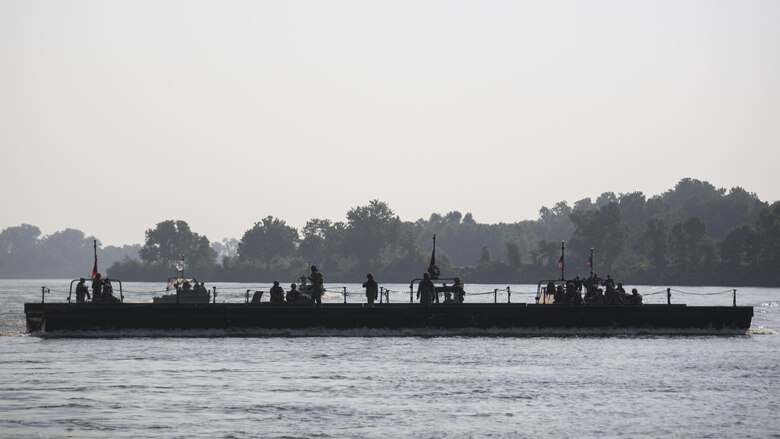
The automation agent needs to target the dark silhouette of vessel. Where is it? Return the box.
[24,277,753,334]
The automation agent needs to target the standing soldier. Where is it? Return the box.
[363,273,378,306]
[417,272,435,305]
[270,281,285,304]
[309,265,324,307]
[91,273,103,302]
[75,278,91,303]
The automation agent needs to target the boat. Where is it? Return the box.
[23,276,753,334]
[152,277,211,304]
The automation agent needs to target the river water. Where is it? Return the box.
[1,279,779,438]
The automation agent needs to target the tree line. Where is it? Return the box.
[2,178,778,286]
[0,225,139,278]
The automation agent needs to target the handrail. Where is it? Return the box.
[65,278,123,303]
[115,279,124,303]
[67,279,78,303]
[379,287,390,304]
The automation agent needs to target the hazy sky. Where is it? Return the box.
[1,0,779,246]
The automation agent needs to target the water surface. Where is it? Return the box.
[1,280,778,438]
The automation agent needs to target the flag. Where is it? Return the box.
[427,247,440,279]
[587,255,592,268]
[557,255,564,270]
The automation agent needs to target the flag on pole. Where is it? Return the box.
[91,239,98,279]
[428,248,440,279]
[427,235,440,279]
[557,255,564,270]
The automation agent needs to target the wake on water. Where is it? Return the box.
[23,326,759,339]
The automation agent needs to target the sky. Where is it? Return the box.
[1,0,779,246]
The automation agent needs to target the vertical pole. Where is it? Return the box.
[343,286,347,304]
[590,248,594,277]
[41,286,46,303]
[410,284,413,303]
[507,286,511,304]
[733,289,737,307]
[560,241,565,281]
[92,239,98,279]
[213,286,217,304]
[494,288,498,304]
[667,288,671,305]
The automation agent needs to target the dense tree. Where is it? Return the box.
[383,230,428,280]
[0,224,140,278]
[569,203,627,275]
[444,211,463,224]
[642,218,669,274]
[754,203,780,282]
[342,200,401,274]
[573,198,595,212]
[537,201,574,241]
[506,241,522,271]
[667,217,716,282]
[139,220,216,271]
[238,216,298,264]
[530,239,561,271]
[662,178,723,205]
[718,224,759,284]
[479,245,492,264]
[101,244,141,271]
[0,224,41,275]
[38,229,96,277]
[618,192,647,230]
[595,192,618,208]
[299,219,342,266]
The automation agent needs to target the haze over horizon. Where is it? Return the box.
[2,1,779,246]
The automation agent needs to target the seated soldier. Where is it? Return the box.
[566,282,583,305]
[102,278,120,303]
[630,288,643,305]
[604,282,617,305]
[595,288,606,305]
[616,282,628,304]
[584,286,597,305]
[554,284,565,304]
[452,277,465,304]
[287,283,302,302]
